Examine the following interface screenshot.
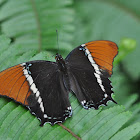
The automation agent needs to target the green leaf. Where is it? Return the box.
[0,96,136,140]
[0,0,74,53]
[111,123,140,140]
[114,38,136,65]
[0,35,11,52]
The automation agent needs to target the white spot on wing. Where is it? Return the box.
[67,106,72,110]
[38,97,42,103]
[85,48,90,55]
[100,85,105,92]
[27,76,33,85]
[94,73,100,79]
[95,70,101,75]
[88,55,94,63]
[31,83,37,93]
[97,78,102,85]
[104,94,108,98]
[23,69,28,75]
[81,44,85,47]
[91,63,100,73]
[81,100,86,105]
[36,91,40,97]
[40,102,44,112]
[21,63,26,66]
[44,114,48,118]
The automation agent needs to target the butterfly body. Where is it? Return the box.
[0,40,118,126]
[55,53,71,92]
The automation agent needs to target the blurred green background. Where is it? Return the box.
[0,0,140,139]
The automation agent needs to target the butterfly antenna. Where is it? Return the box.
[56,29,59,54]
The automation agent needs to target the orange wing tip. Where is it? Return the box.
[85,40,118,47]
[0,64,32,106]
[84,40,118,76]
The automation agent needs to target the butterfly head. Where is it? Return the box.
[55,53,67,71]
[55,53,63,62]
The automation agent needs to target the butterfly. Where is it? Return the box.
[0,40,118,126]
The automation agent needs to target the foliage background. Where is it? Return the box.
[0,0,140,139]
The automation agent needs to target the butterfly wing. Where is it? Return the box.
[0,60,72,125]
[66,40,118,109]
[0,64,32,105]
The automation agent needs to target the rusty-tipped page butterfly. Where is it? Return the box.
[0,40,118,126]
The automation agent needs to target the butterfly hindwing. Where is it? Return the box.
[69,67,114,109]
